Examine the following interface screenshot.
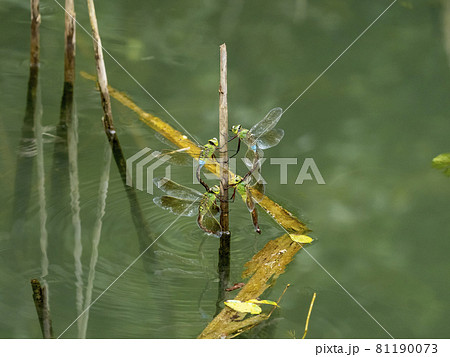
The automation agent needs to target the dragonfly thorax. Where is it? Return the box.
[231,124,249,140]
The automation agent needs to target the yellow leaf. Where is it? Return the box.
[246,299,279,307]
[224,300,262,315]
[289,234,313,243]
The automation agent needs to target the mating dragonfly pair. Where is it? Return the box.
[153,107,284,237]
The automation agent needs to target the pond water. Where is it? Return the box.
[1,0,449,338]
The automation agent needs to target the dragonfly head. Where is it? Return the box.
[208,137,219,147]
[231,125,241,135]
[210,185,220,195]
[231,175,243,185]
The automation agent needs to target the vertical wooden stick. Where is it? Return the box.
[64,0,76,84]
[85,0,160,279]
[219,44,230,234]
[30,0,40,69]
[12,0,41,236]
[86,0,116,143]
[217,43,231,312]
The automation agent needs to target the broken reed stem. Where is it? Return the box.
[11,0,41,238]
[64,0,76,84]
[31,279,53,338]
[30,0,40,68]
[86,0,156,264]
[219,43,230,235]
[49,0,77,264]
[86,0,116,143]
[216,43,231,313]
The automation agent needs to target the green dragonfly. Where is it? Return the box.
[153,177,222,237]
[229,174,265,234]
[154,135,219,191]
[230,107,284,160]
[197,137,219,191]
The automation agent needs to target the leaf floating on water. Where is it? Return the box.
[432,153,450,176]
[224,300,262,315]
[246,299,279,307]
[289,234,313,244]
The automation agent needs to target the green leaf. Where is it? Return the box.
[224,300,262,315]
[246,299,279,307]
[289,234,313,244]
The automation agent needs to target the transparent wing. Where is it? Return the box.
[256,128,284,150]
[153,177,202,200]
[153,196,198,217]
[248,107,283,139]
[249,180,265,203]
[197,196,221,236]
[198,211,221,237]
[158,148,193,167]
[244,186,255,212]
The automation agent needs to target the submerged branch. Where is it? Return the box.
[198,235,303,338]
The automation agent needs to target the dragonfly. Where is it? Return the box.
[153,177,222,237]
[154,134,219,191]
[229,174,265,234]
[230,107,284,160]
[197,137,219,191]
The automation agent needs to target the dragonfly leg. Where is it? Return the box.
[229,138,241,159]
[196,164,210,191]
[227,133,238,143]
[230,186,237,202]
[240,153,261,183]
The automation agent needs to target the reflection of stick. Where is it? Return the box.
[31,279,53,339]
[56,1,84,336]
[51,0,76,204]
[216,43,231,314]
[302,292,316,339]
[79,142,112,338]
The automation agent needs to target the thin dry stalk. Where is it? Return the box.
[64,0,76,83]
[85,0,158,275]
[216,43,231,312]
[30,0,40,68]
[86,0,116,142]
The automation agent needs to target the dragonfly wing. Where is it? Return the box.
[153,177,202,200]
[160,149,193,167]
[245,186,255,212]
[197,199,221,236]
[256,128,284,150]
[153,196,198,217]
[248,107,283,139]
[250,180,265,202]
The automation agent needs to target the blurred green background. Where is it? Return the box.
[0,0,449,338]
